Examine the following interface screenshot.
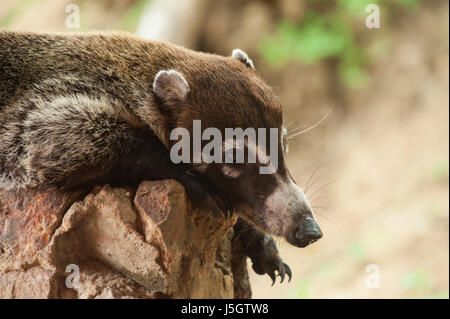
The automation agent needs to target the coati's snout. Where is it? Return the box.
[286,208,323,248]
[260,174,323,248]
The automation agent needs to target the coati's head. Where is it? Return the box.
[152,49,322,248]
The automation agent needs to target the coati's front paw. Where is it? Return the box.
[182,173,233,218]
[205,191,233,218]
[248,234,292,285]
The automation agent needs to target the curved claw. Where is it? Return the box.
[279,263,286,283]
[225,199,233,218]
[226,205,233,218]
[210,195,232,218]
[225,208,233,218]
[216,195,233,218]
[239,225,293,286]
[284,263,292,283]
[269,272,276,286]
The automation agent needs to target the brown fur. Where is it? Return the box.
[0,31,321,249]
[0,30,282,197]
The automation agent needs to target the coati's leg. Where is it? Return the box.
[104,129,233,215]
[233,218,291,285]
[5,96,231,214]
[63,129,232,215]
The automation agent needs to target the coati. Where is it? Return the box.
[0,31,322,285]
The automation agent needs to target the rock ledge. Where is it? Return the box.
[0,180,247,298]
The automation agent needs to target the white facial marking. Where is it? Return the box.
[264,174,318,232]
[291,180,316,221]
[220,165,242,178]
[265,175,288,213]
[222,136,278,174]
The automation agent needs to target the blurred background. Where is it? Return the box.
[1,0,448,298]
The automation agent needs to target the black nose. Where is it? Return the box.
[294,216,323,248]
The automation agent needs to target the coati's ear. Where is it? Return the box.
[153,70,190,104]
[231,49,254,69]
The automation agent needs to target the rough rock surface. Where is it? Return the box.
[0,180,250,298]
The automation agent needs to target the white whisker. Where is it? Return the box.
[287,108,332,139]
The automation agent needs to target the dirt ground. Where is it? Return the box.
[250,3,449,298]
